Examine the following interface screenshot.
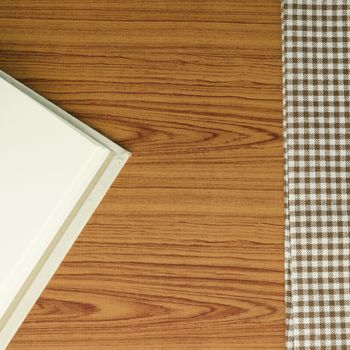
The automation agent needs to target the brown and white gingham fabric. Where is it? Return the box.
[282,1,350,349]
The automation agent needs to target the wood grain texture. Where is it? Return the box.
[0,1,284,349]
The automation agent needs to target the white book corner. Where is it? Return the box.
[0,70,130,349]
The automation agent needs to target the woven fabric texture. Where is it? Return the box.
[282,1,350,349]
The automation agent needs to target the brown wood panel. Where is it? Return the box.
[0,0,284,349]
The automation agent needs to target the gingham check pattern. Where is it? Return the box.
[282,1,350,349]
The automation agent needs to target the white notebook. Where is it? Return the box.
[0,71,130,349]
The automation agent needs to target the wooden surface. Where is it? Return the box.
[0,1,285,349]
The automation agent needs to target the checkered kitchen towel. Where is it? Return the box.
[282,1,350,349]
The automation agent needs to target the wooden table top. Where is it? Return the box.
[1,1,284,349]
